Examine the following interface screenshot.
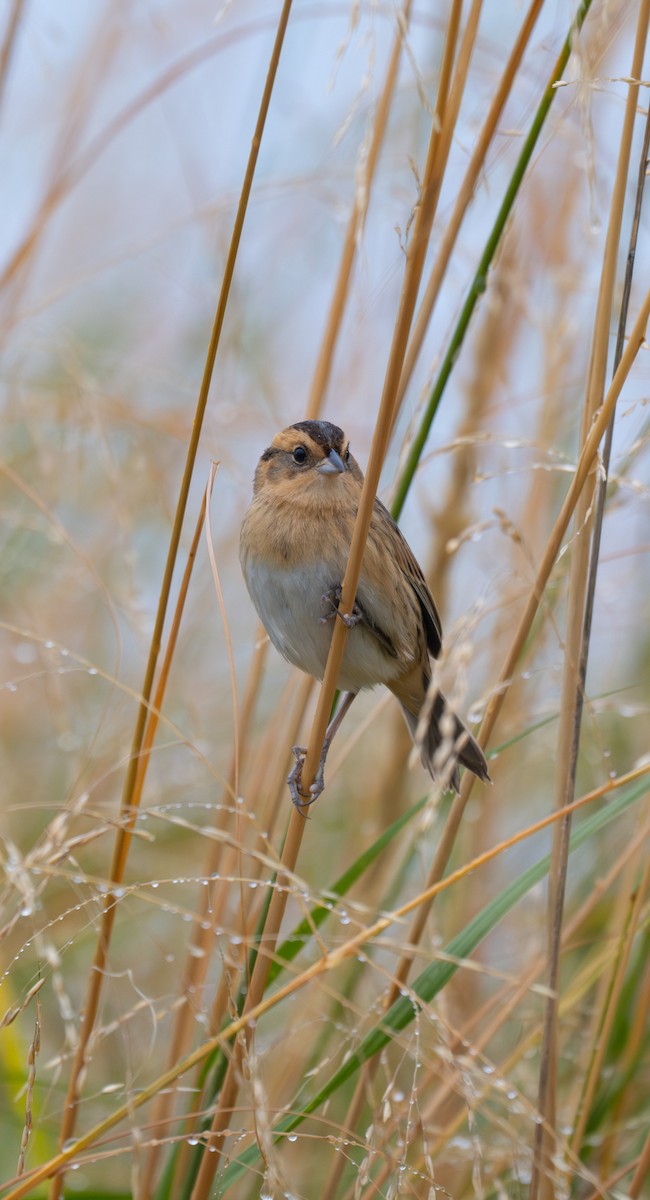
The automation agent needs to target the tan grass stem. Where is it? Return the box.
[187,8,464,1195]
[298,0,463,811]
[385,282,650,1007]
[49,3,295,1193]
[531,10,650,1194]
[396,0,544,409]
[52,480,208,1199]
[629,1128,650,1198]
[146,0,408,1179]
[306,0,414,419]
[417,813,650,1165]
[325,8,486,1189]
[568,829,650,1165]
[0,0,26,114]
[139,638,267,1196]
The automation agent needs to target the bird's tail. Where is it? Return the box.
[400,690,491,793]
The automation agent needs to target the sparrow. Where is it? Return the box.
[239,420,490,807]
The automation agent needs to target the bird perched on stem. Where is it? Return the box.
[240,420,490,808]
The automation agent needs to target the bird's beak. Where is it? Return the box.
[317,449,346,475]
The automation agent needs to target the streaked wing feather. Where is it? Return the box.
[374,499,442,658]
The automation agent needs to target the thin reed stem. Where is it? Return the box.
[392,0,593,523]
[531,9,650,1194]
[50,2,295,1190]
[0,0,25,115]
[187,9,464,1194]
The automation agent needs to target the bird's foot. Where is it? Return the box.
[319,585,362,629]
[287,746,324,812]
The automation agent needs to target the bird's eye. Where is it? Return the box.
[345,445,350,462]
[292,445,308,464]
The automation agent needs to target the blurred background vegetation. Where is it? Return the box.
[1,1,649,1197]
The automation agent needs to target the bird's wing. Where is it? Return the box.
[374,498,443,659]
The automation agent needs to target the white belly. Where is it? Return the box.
[242,558,400,692]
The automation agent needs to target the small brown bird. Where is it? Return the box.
[240,420,490,806]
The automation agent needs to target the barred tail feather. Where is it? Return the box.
[400,690,491,793]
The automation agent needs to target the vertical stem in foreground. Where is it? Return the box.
[530,7,650,1197]
[50,3,295,1195]
[188,7,465,1198]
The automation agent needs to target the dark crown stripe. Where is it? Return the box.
[289,420,345,450]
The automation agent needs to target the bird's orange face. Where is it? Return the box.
[253,420,362,509]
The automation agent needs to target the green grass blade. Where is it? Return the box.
[391,0,593,522]
[268,793,427,986]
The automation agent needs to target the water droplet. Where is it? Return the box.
[5,682,17,692]
[287,1134,297,1143]
[88,667,98,676]
[13,642,36,664]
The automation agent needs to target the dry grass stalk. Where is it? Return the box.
[531,9,650,1194]
[49,2,296,1191]
[144,6,416,1184]
[186,10,466,1195]
[307,0,415,419]
[385,279,650,1008]
[568,830,650,1170]
[0,0,25,113]
[15,993,40,1178]
[396,0,545,407]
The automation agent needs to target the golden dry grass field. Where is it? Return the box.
[1,2,650,1198]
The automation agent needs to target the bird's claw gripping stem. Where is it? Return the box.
[288,745,325,812]
[319,585,363,629]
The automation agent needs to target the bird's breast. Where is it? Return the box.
[241,554,404,691]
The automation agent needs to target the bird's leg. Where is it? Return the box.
[288,691,358,811]
[320,585,363,630]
